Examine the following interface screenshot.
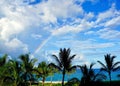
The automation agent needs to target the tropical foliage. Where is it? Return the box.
[97,54,120,86]
[19,54,37,85]
[78,63,106,86]
[35,61,53,86]
[0,49,120,86]
[5,60,23,86]
[66,63,107,86]
[49,48,76,86]
[0,54,8,85]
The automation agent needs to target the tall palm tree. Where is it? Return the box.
[19,54,37,85]
[79,63,106,86]
[97,54,120,86]
[49,48,76,86]
[35,61,53,86]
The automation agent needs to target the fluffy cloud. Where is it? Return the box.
[0,0,83,57]
[97,28,120,40]
[0,0,84,38]
[96,4,116,23]
[95,3,120,28]
[0,0,43,56]
[51,19,94,35]
[0,18,24,41]
[49,36,115,52]
[105,16,120,27]
[38,0,84,23]
[31,34,42,39]
[0,0,120,65]
[85,3,120,40]
[85,28,120,40]
[0,38,28,57]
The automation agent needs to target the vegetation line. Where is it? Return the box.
[0,48,120,86]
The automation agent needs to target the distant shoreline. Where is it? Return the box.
[38,80,120,83]
[39,81,67,83]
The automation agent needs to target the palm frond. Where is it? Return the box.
[112,62,120,69]
[110,56,116,67]
[117,74,120,78]
[100,68,107,72]
[48,63,62,71]
[30,58,37,65]
[67,77,80,83]
[69,55,76,61]
[97,61,107,69]
[67,66,76,72]
[94,73,106,81]
[52,55,62,67]
[112,66,120,71]
[90,63,95,69]
[80,64,88,76]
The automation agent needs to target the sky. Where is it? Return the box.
[0,0,120,68]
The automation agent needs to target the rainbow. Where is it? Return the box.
[34,36,52,54]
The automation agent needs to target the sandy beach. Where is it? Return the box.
[39,81,67,83]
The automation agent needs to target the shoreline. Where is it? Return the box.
[38,80,120,83]
[39,81,67,83]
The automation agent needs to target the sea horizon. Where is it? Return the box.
[38,69,120,82]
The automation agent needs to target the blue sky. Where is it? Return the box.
[0,0,120,68]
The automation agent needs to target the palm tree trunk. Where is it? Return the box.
[50,76,52,86]
[30,81,31,86]
[42,77,45,86]
[62,69,65,86]
[109,72,111,86]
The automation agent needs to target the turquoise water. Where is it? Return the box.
[43,69,120,81]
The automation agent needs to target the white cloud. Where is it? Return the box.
[0,38,28,57]
[85,28,120,40]
[5,38,24,49]
[84,31,95,35]
[0,0,84,38]
[94,4,120,30]
[50,36,115,52]
[0,18,24,41]
[51,25,77,35]
[50,0,83,18]
[105,16,120,27]
[0,0,120,66]
[97,28,120,40]
[38,0,83,23]
[72,40,115,50]
[96,3,117,24]
[72,53,88,65]
[0,0,43,57]
[31,34,42,39]
[84,12,94,20]
[51,19,94,35]
[0,0,83,57]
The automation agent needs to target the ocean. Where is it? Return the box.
[42,69,120,82]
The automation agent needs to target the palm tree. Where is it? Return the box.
[49,48,76,86]
[19,54,37,85]
[78,63,106,86]
[0,54,8,85]
[6,60,23,86]
[35,61,53,86]
[97,54,120,86]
